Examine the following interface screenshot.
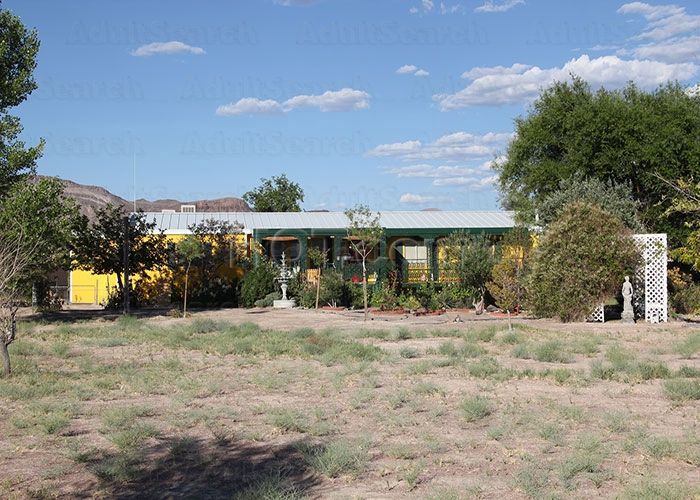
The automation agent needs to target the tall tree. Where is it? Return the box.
[174,218,244,306]
[72,205,168,297]
[345,205,383,321]
[0,7,43,197]
[496,77,700,244]
[243,174,304,212]
[0,177,79,292]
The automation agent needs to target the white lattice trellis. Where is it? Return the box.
[587,303,605,323]
[633,234,668,323]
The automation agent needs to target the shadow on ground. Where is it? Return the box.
[78,436,323,499]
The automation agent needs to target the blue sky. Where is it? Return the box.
[8,0,700,210]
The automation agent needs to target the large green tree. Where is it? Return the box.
[496,77,700,244]
[243,174,304,212]
[0,177,79,290]
[72,205,168,296]
[0,7,43,197]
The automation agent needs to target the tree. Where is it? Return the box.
[0,8,43,198]
[487,227,533,324]
[441,232,496,313]
[0,177,79,296]
[535,176,644,231]
[72,205,168,300]
[0,227,36,376]
[175,235,204,318]
[243,174,304,212]
[655,175,700,272]
[496,77,700,244]
[345,205,383,321]
[527,202,640,322]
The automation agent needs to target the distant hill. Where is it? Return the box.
[52,178,251,219]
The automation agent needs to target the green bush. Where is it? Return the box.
[370,282,400,310]
[527,202,640,322]
[240,259,278,308]
[671,284,700,314]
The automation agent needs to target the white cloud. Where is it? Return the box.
[400,193,435,204]
[397,64,419,74]
[475,0,524,13]
[433,175,498,190]
[397,64,430,76]
[216,88,370,116]
[618,2,700,41]
[368,140,422,157]
[283,88,370,112]
[216,98,284,116]
[461,63,532,80]
[369,132,511,161]
[617,2,700,63]
[131,41,205,57]
[388,164,481,178]
[625,35,700,63]
[435,54,697,109]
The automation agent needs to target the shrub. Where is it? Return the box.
[663,379,700,402]
[240,259,278,308]
[398,293,421,311]
[370,282,400,310]
[460,395,492,422]
[671,284,700,314]
[527,202,640,322]
[253,291,280,308]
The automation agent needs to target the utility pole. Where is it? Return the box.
[123,216,130,315]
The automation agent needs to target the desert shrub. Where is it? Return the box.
[434,284,473,309]
[414,282,442,311]
[240,258,278,308]
[349,283,368,309]
[320,270,351,307]
[527,202,640,322]
[398,293,421,312]
[254,291,280,308]
[487,227,532,313]
[671,284,700,314]
[370,282,400,310]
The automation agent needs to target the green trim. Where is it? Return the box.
[253,227,510,239]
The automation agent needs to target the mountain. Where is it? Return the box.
[54,178,251,219]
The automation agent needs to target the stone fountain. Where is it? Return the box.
[273,252,296,309]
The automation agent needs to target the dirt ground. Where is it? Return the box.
[0,307,698,499]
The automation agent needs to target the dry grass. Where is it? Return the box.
[0,311,698,498]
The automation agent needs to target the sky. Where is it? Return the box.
[7,0,700,211]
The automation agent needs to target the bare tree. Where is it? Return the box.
[345,205,383,322]
[0,229,35,377]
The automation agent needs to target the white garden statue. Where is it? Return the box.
[621,276,634,323]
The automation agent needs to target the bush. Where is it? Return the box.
[527,202,640,322]
[398,293,421,312]
[370,282,400,310]
[671,284,700,314]
[254,291,280,308]
[240,259,278,308]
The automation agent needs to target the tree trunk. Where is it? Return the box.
[1,341,10,377]
[315,268,321,309]
[183,262,190,318]
[362,258,368,322]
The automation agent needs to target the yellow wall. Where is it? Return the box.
[71,269,117,304]
[70,233,250,305]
